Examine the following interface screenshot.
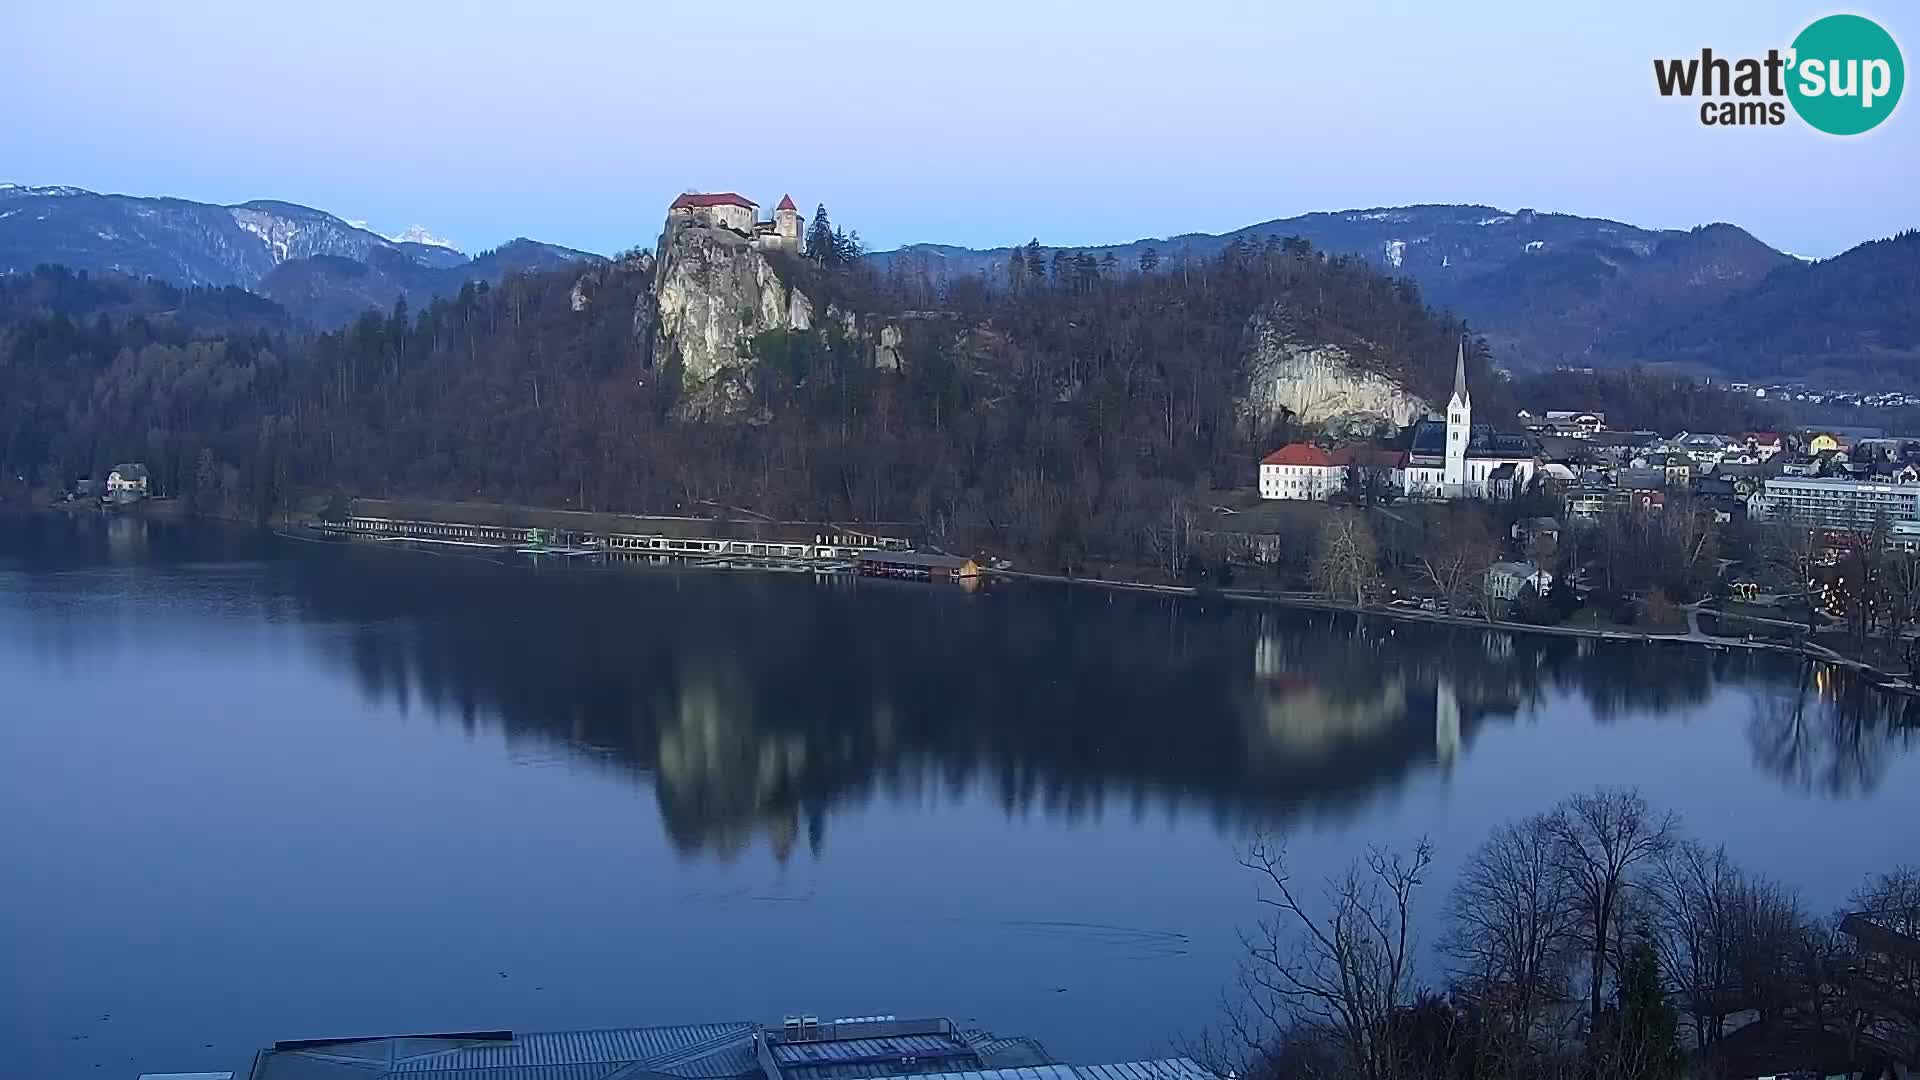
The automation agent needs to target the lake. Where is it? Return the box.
[3,515,1917,1079]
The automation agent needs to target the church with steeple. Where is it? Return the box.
[1401,340,1539,500]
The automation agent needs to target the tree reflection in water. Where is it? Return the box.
[8,517,1912,861]
[1746,661,1920,796]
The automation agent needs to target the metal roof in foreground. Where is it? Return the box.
[862,1059,1215,1080]
[248,1022,761,1080]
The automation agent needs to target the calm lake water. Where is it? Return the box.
[4,515,1918,1079]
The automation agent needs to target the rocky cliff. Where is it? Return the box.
[650,220,814,419]
[1239,312,1430,435]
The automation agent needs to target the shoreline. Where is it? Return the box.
[990,568,1918,690]
[15,500,1912,690]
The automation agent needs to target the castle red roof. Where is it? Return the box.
[1262,444,1332,467]
[670,192,757,211]
[775,194,797,212]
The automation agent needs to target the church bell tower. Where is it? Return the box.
[1443,339,1472,494]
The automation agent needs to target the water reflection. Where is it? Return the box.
[1746,663,1916,796]
[5,516,1917,860]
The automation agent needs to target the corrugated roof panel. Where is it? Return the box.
[858,1061,1209,1080]
[391,1024,756,1072]
[774,1034,970,1063]
[402,1066,616,1080]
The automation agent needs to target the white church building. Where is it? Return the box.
[1401,343,1540,500]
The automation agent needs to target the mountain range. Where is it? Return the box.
[0,184,601,327]
[2,183,1913,382]
[871,204,1861,373]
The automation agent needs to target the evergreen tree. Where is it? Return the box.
[1024,239,1045,284]
[1597,938,1684,1080]
[1138,246,1160,273]
[807,204,834,263]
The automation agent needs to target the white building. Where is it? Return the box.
[1402,343,1539,499]
[1260,444,1337,500]
[1485,561,1553,602]
[1747,476,1920,533]
[1259,444,1406,501]
[106,463,149,501]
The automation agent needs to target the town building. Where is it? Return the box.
[106,462,149,502]
[1519,410,1605,438]
[1260,443,1336,500]
[1748,476,1920,533]
[1739,432,1784,460]
[1485,560,1553,602]
[667,192,803,253]
[1402,344,1539,499]
[1258,444,1406,501]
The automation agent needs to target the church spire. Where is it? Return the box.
[1452,338,1469,404]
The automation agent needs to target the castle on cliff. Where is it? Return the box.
[667,192,802,253]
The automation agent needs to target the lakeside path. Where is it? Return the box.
[988,569,1913,688]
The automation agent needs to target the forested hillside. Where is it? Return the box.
[1,237,1481,566]
[1644,229,1920,383]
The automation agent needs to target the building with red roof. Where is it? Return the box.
[1260,444,1407,501]
[667,191,802,253]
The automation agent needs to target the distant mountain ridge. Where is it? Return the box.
[871,203,1808,371]
[0,184,602,326]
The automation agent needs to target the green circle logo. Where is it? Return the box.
[1787,14,1904,134]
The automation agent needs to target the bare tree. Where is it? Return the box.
[1439,814,1578,1069]
[1233,835,1434,1080]
[1311,510,1379,606]
[1647,839,1743,1048]
[1415,512,1493,613]
[1762,521,1825,639]
[1541,788,1680,1038]
[1843,866,1920,1067]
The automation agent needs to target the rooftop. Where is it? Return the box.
[1408,421,1537,459]
[856,551,973,570]
[242,1018,1139,1080]
[248,1022,760,1080]
[670,192,758,210]
[1261,443,1331,467]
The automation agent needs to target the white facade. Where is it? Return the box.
[1443,342,1470,494]
[106,466,148,496]
[1485,561,1553,601]
[1260,461,1339,500]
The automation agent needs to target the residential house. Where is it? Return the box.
[106,463,149,503]
[1512,516,1562,547]
[1739,431,1784,460]
[1485,561,1553,602]
[1662,454,1693,488]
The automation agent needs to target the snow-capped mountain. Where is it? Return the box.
[0,185,455,288]
[385,224,457,251]
[0,184,602,325]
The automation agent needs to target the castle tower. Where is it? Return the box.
[1443,338,1471,494]
[774,194,800,251]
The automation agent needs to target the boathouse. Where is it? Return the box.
[856,551,980,582]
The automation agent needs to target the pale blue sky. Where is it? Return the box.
[2,0,1913,257]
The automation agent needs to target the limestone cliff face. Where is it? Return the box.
[1240,313,1429,433]
[650,221,813,419]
